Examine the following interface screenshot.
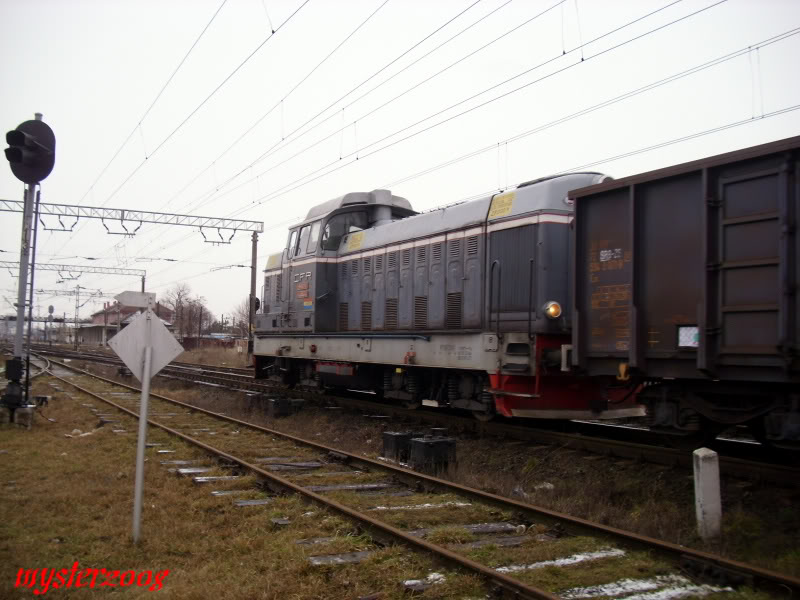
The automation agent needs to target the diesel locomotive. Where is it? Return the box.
[253,136,799,446]
[252,172,645,422]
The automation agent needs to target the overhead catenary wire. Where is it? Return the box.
[86,0,728,284]
[141,103,800,294]
[162,0,393,211]
[74,0,229,208]
[98,0,312,211]
[235,0,723,210]
[56,0,794,302]
[191,0,692,213]
[81,0,398,280]
[165,0,491,215]
[380,27,800,189]
[186,0,567,215]
[49,0,229,259]
[72,0,492,288]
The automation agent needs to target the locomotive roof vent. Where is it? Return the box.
[303,189,416,225]
[516,171,610,189]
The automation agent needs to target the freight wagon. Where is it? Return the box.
[570,136,799,446]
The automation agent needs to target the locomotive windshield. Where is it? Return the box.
[307,221,321,253]
[321,211,368,250]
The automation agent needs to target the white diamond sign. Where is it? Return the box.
[109,309,183,381]
[114,291,155,309]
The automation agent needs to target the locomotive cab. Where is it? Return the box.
[257,190,414,337]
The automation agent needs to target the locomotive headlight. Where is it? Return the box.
[543,301,562,319]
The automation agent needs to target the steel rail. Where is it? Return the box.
[43,361,559,600]
[30,346,800,485]
[43,356,800,596]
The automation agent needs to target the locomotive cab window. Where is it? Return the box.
[321,211,368,251]
[296,225,311,257]
[287,229,298,258]
[307,221,321,253]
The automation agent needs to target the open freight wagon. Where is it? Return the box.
[570,136,799,446]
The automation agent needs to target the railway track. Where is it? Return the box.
[33,355,800,598]
[31,346,800,487]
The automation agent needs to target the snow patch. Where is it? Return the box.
[561,575,693,598]
[369,502,471,511]
[496,548,625,573]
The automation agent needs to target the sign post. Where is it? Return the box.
[109,291,183,543]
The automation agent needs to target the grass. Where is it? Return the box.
[47,360,800,591]
[0,373,490,599]
[177,347,249,369]
[131,369,800,579]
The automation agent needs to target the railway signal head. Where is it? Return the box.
[5,118,56,184]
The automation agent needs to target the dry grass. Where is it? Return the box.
[0,374,491,599]
[177,347,249,369]
[136,375,800,580]
[49,362,800,591]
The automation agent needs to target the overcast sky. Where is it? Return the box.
[1,0,799,322]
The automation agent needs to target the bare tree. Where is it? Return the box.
[231,297,250,337]
[163,283,213,341]
[164,283,192,339]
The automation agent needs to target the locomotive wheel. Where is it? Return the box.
[472,407,495,422]
[660,417,725,451]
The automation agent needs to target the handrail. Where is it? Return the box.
[528,258,535,340]
[489,260,501,341]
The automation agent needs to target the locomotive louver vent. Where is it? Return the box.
[265,279,270,292]
[263,304,271,316]
[351,259,359,276]
[449,239,461,259]
[363,257,371,273]
[375,255,383,272]
[402,249,411,267]
[467,236,479,255]
[446,292,463,329]
[432,243,442,262]
[275,274,282,302]
[414,296,428,329]
[387,252,397,270]
[361,301,372,331]
[338,303,349,331]
[416,246,427,264]
[385,298,398,330]
[340,262,348,277]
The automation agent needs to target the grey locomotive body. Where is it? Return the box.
[253,174,643,421]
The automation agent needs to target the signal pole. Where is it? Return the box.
[2,112,55,415]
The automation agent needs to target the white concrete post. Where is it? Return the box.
[693,447,722,540]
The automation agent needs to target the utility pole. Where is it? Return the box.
[249,231,258,358]
[74,285,81,351]
[2,113,55,416]
[103,302,108,347]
